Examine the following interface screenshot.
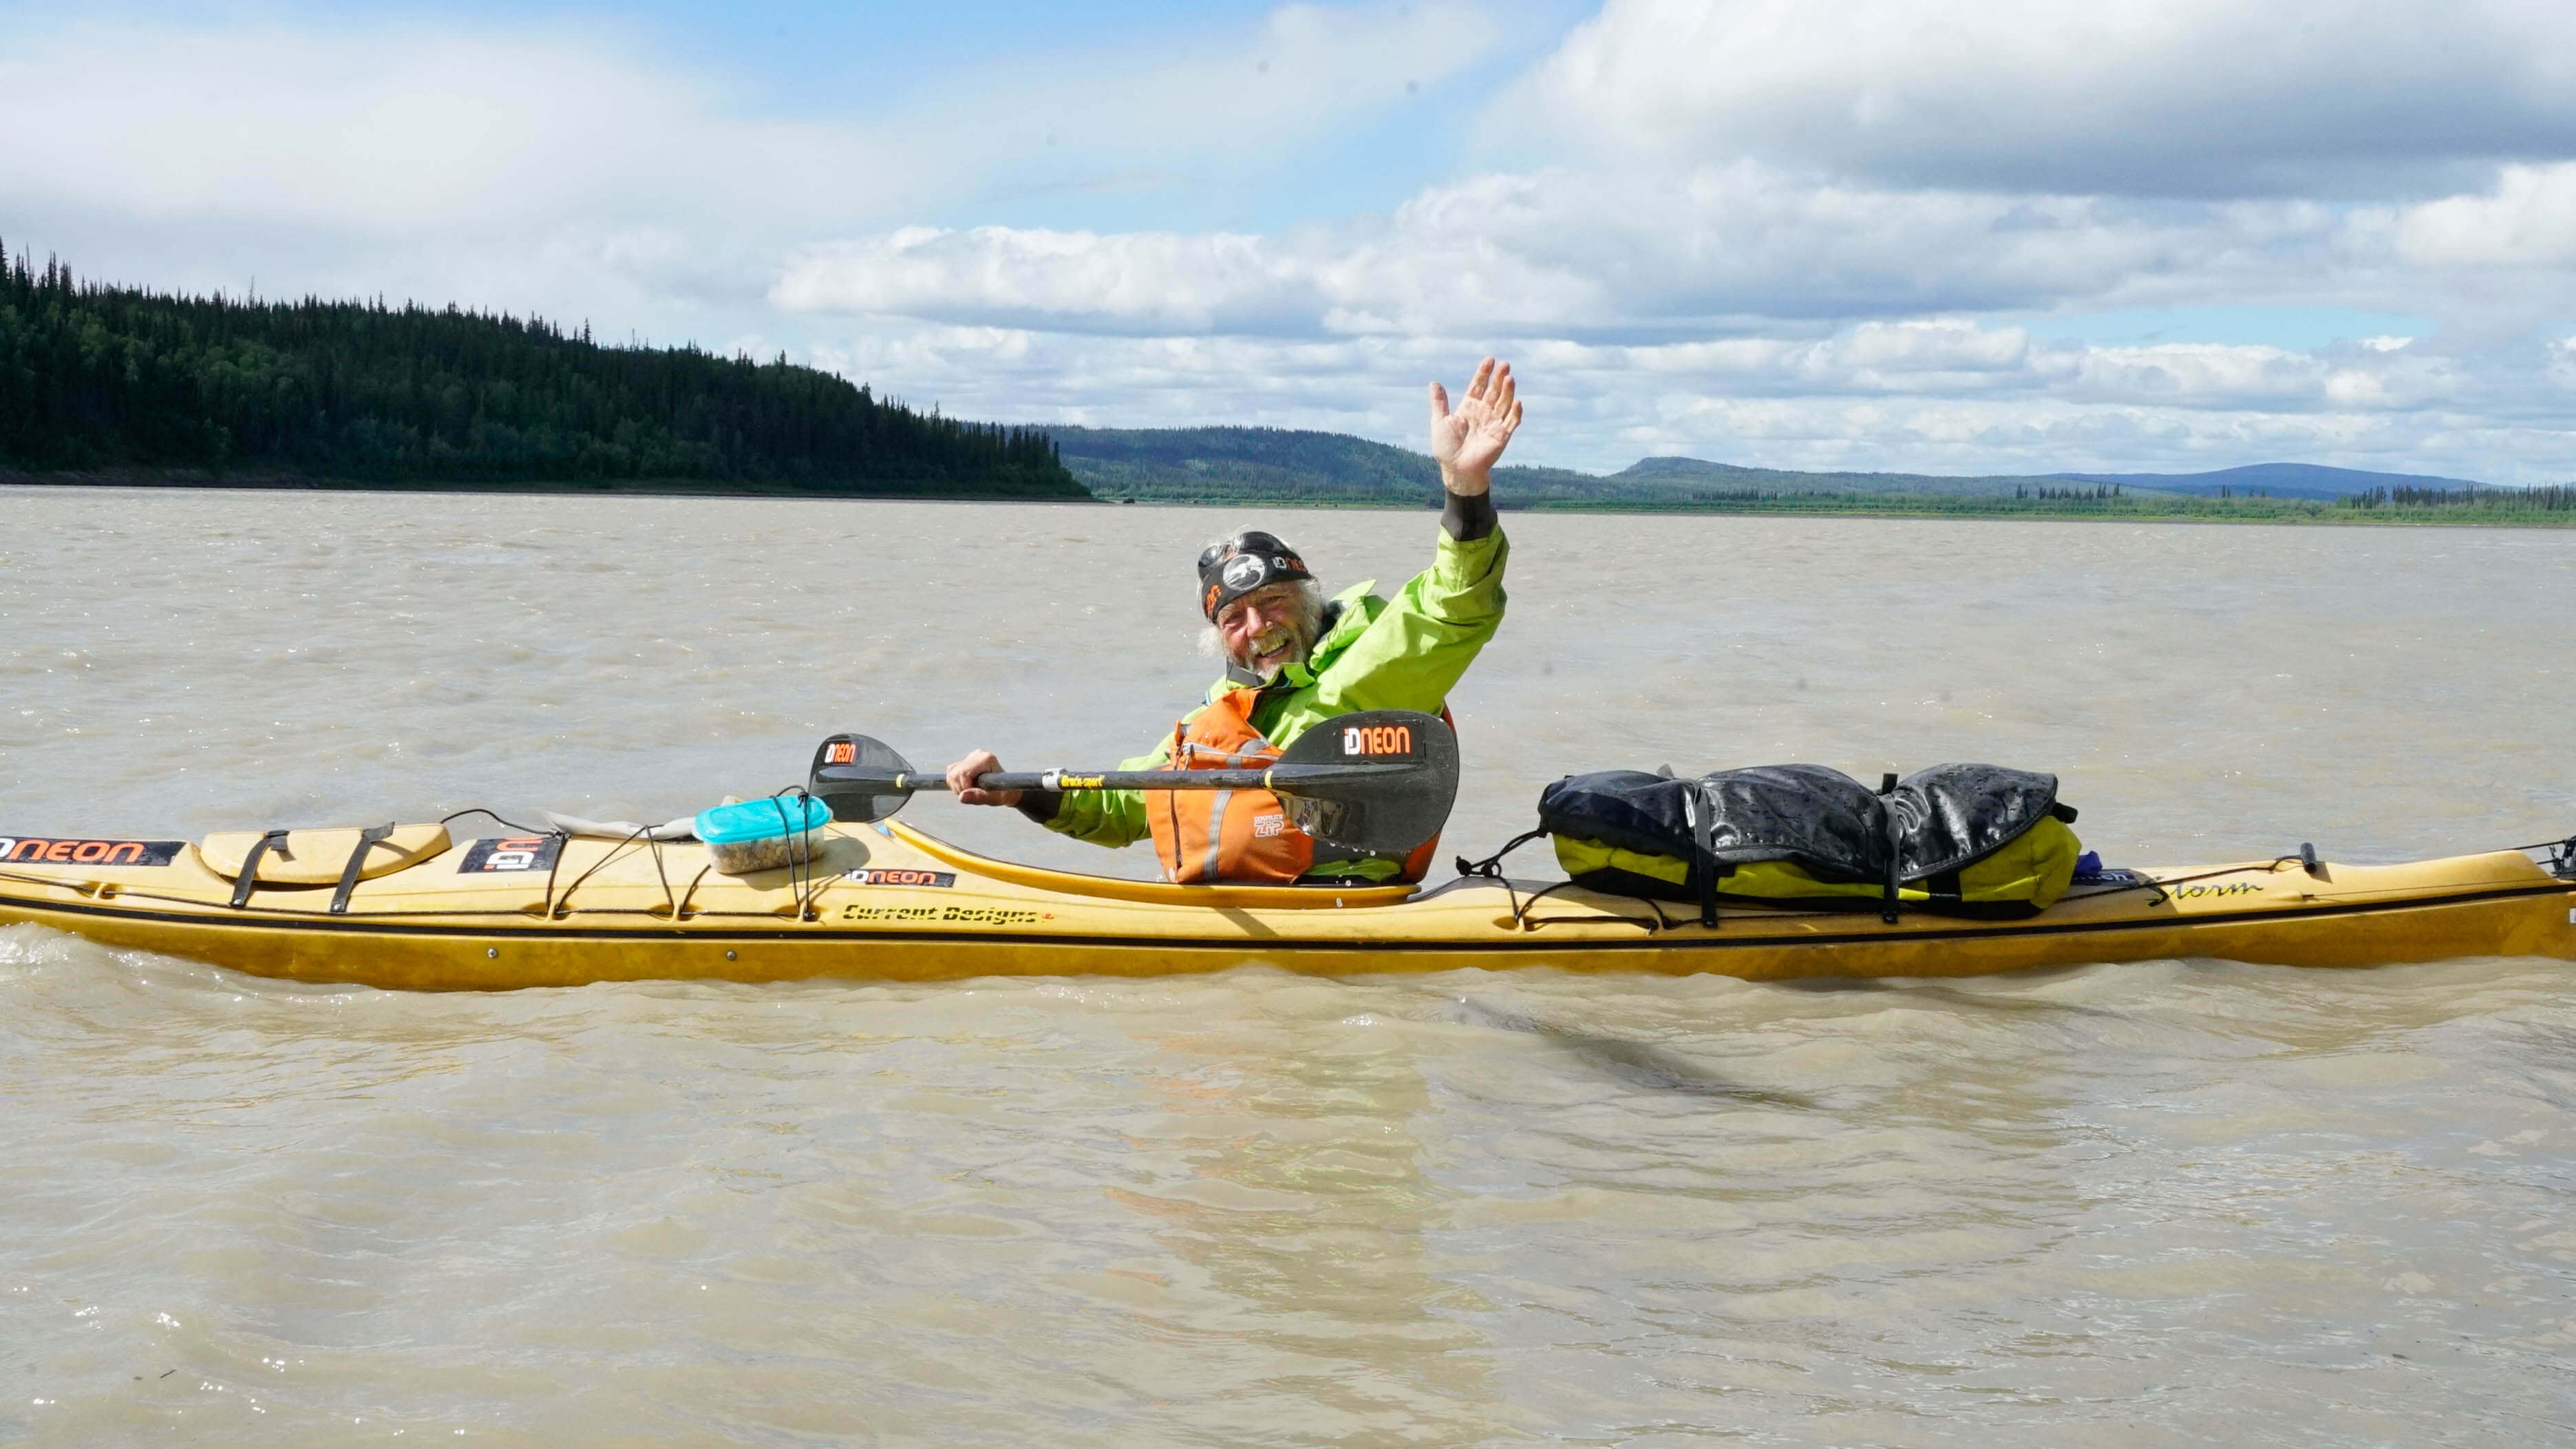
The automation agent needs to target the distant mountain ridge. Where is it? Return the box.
[1611,456,2058,496]
[1043,426,2493,505]
[2045,462,2483,500]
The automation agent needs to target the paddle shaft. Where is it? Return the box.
[867,763,1413,795]
[807,709,1456,854]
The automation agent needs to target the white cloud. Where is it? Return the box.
[2392,162,2576,264]
[792,158,2576,352]
[0,24,895,233]
[776,162,2306,337]
[765,135,2575,482]
[0,4,1495,287]
[1507,0,2576,197]
[0,4,1514,368]
[11,4,2576,483]
[2546,337,2576,392]
[802,314,2542,480]
[776,227,1323,335]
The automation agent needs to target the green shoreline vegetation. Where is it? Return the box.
[0,244,1082,499]
[1050,426,2576,527]
[1087,479,2576,526]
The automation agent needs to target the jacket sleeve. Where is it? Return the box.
[1307,521,1508,717]
[1037,730,1173,849]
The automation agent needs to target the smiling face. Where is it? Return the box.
[1213,580,1320,677]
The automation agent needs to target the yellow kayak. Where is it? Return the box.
[1,818,2570,991]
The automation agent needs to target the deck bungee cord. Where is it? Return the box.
[0,717,2569,989]
[1445,840,2570,937]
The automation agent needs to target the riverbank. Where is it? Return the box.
[1097,487,2576,527]
[21,469,2573,525]
[0,467,1094,501]
[1048,424,2574,525]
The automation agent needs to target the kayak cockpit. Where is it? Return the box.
[881,821,1421,909]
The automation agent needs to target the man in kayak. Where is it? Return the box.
[943,357,1523,885]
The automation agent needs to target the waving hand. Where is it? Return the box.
[1428,357,1522,498]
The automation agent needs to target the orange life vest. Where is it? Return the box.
[1145,687,1443,885]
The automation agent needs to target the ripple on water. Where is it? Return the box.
[3,492,2573,1443]
[1,927,2568,1444]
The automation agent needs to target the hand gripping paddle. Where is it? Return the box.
[807,709,1459,858]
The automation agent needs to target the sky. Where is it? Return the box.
[8,0,2576,481]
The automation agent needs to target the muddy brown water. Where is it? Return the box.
[3,487,2570,1444]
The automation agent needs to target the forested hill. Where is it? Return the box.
[1046,424,1608,505]
[1045,426,2535,514]
[0,247,1084,498]
[1043,425,2058,505]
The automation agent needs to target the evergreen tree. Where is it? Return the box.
[0,251,1085,498]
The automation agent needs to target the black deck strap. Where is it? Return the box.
[1457,829,1545,879]
[647,836,679,920]
[2299,842,2326,878]
[1510,878,1661,933]
[438,806,553,836]
[768,794,803,913]
[783,789,827,922]
[328,823,397,916]
[551,829,648,920]
[674,864,711,921]
[1678,787,1717,928]
[1878,773,1903,924]
[538,830,571,919]
[1511,877,1576,930]
[230,829,291,909]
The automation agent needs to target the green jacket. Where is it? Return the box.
[1044,523,1509,878]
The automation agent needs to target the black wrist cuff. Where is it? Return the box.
[1014,790,1063,825]
[1443,487,1498,542]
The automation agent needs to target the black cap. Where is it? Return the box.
[1197,531,1312,620]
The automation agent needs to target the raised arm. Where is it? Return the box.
[1301,360,1521,719]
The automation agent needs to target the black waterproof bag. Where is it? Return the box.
[1537,763,2078,922]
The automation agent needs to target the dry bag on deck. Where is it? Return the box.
[1536,763,2083,919]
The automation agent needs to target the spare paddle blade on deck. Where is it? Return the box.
[809,734,917,823]
[1270,709,1458,858]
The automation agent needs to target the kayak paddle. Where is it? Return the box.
[807,708,1459,858]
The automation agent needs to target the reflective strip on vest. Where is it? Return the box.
[1144,687,1449,886]
[1145,688,1315,885]
[1202,789,1233,882]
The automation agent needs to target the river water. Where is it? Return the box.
[2,486,2570,1444]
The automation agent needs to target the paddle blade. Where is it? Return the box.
[809,734,916,823]
[1270,710,1458,857]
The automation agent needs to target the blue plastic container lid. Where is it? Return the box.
[695,795,832,845]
